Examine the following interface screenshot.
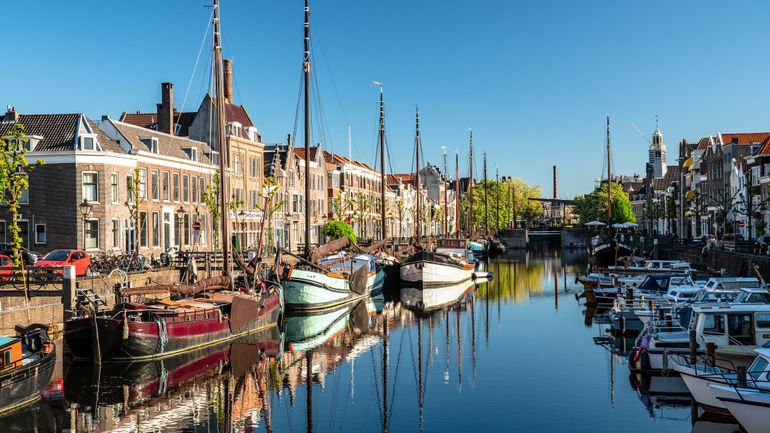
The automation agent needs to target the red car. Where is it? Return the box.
[0,254,13,282]
[35,249,92,277]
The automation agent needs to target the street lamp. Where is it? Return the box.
[175,206,185,249]
[79,199,92,250]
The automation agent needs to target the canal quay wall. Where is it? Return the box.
[0,267,182,335]
[666,246,770,279]
[498,228,592,250]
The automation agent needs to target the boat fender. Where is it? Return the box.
[630,347,642,364]
[122,314,129,340]
[155,317,168,354]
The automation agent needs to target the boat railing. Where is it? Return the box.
[115,304,225,322]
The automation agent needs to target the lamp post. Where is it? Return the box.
[79,199,92,250]
[285,212,293,253]
[175,206,185,249]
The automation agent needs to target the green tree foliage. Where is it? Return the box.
[124,167,145,253]
[573,182,636,225]
[461,177,543,232]
[203,171,221,250]
[255,176,284,254]
[322,220,357,244]
[0,124,44,267]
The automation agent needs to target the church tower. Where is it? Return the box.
[649,116,667,178]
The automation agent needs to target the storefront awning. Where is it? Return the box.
[683,157,694,169]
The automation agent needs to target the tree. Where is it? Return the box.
[322,220,357,244]
[203,171,221,250]
[255,176,284,255]
[687,191,708,237]
[331,195,344,221]
[0,124,44,270]
[573,182,635,225]
[394,198,406,238]
[124,167,146,253]
[462,177,543,232]
[733,173,766,239]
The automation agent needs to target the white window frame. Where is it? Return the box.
[111,218,120,249]
[162,171,170,201]
[110,172,119,204]
[82,171,99,203]
[151,169,159,201]
[80,134,99,151]
[34,223,46,245]
[84,218,99,250]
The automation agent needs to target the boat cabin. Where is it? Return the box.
[734,288,770,305]
[0,337,22,372]
[640,260,691,272]
[701,277,761,291]
[690,304,770,349]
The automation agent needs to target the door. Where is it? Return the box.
[125,219,135,253]
[727,314,754,346]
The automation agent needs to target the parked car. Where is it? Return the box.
[0,254,13,282]
[0,243,39,266]
[34,249,93,277]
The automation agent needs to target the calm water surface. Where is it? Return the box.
[6,246,733,432]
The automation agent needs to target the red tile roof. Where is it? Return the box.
[322,151,376,171]
[389,173,416,185]
[293,146,320,162]
[719,132,770,146]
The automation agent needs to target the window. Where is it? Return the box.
[139,168,147,199]
[35,224,46,244]
[140,137,159,154]
[201,214,207,245]
[234,153,242,176]
[182,175,190,202]
[111,173,119,203]
[138,212,148,247]
[183,214,190,246]
[19,187,28,204]
[191,176,198,204]
[292,194,300,213]
[152,212,160,247]
[756,313,770,328]
[749,357,769,381]
[111,219,119,248]
[126,173,134,203]
[151,170,159,200]
[173,174,180,202]
[250,157,257,178]
[81,136,95,150]
[162,171,170,201]
[174,214,181,247]
[199,177,206,203]
[85,219,99,249]
[251,190,257,209]
[82,172,98,202]
[703,314,725,335]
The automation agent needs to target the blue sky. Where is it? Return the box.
[6,0,770,197]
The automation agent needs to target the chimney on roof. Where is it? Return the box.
[731,136,739,144]
[224,59,233,104]
[157,82,174,135]
[4,106,19,123]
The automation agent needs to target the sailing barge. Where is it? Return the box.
[64,277,281,361]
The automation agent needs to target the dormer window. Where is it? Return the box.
[227,122,242,137]
[80,134,98,151]
[24,135,42,151]
[182,147,198,162]
[207,151,220,165]
[140,137,159,154]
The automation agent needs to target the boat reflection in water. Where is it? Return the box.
[64,326,282,432]
[401,279,478,313]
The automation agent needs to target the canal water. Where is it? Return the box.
[3,246,732,432]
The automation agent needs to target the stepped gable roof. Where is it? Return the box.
[119,111,197,137]
[109,119,214,163]
[263,143,291,177]
[0,113,80,151]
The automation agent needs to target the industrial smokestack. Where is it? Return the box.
[553,165,558,199]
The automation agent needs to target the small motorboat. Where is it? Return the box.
[0,326,56,415]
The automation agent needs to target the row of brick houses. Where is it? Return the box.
[1,76,458,256]
[620,124,770,242]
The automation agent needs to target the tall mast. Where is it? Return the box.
[455,150,460,238]
[606,115,612,228]
[443,147,448,237]
[483,151,489,236]
[468,130,474,236]
[495,165,499,233]
[377,84,386,240]
[213,0,231,278]
[415,107,421,240]
[382,315,389,433]
[303,0,311,258]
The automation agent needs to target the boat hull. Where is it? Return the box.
[590,242,632,267]
[710,384,770,433]
[0,345,56,415]
[284,269,384,311]
[400,251,475,289]
[64,292,282,361]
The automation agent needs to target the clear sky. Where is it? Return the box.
[6,0,770,197]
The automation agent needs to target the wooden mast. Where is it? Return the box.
[606,115,612,229]
[213,0,231,278]
[468,130,473,236]
[443,148,448,237]
[415,107,421,241]
[483,151,489,236]
[455,150,460,238]
[378,84,386,240]
[303,0,311,258]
